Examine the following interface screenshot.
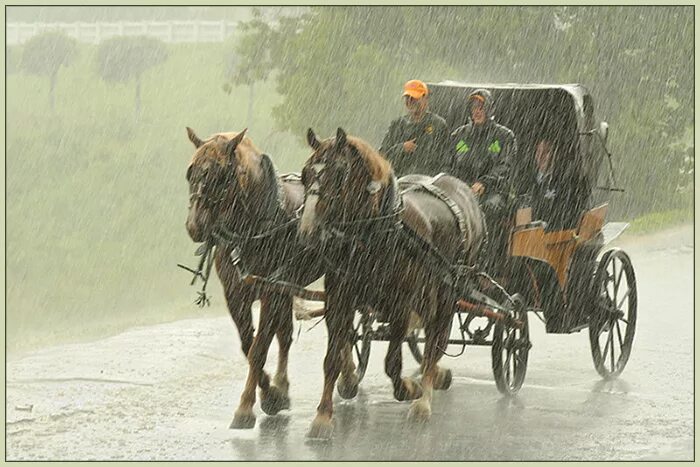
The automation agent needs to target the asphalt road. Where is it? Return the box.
[5,225,694,461]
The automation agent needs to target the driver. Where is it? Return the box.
[449,89,517,273]
[379,79,451,176]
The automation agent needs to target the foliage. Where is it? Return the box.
[233,6,694,216]
[96,35,169,120]
[20,30,78,110]
[96,35,169,84]
[20,30,78,78]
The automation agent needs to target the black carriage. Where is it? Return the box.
[347,82,637,395]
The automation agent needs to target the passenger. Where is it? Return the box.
[379,79,451,176]
[529,139,591,230]
[450,89,518,272]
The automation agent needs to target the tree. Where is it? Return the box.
[233,6,693,216]
[20,31,78,111]
[96,36,169,121]
[223,8,306,129]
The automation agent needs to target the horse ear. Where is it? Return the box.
[306,128,321,150]
[260,153,277,180]
[335,127,348,149]
[225,128,248,160]
[186,127,204,148]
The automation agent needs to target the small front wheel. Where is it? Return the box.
[406,328,424,364]
[492,294,530,396]
[351,308,373,382]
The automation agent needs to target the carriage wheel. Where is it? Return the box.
[351,308,373,383]
[492,294,530,396]
[406,311,457,365]
[589,249,637,379]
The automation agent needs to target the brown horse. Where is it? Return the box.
[185,127,318,429]
[299,127,485,439]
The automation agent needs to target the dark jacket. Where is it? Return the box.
[449,118,517,198]
[379,111,450,176]
[529,166,591,230]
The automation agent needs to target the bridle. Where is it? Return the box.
[302,154,403,235]
[181,156,294,306]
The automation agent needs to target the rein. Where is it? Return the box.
[177,238,215,307]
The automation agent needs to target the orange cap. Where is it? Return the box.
[402,80,428,99]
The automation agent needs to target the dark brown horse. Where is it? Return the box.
[185,127,317,429]
[299,128,485,439]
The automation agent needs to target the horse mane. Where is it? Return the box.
[345,135,392,185]
[189,131,264,180]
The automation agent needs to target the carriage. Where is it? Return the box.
[180,82,638,436]
[343,82,637,395]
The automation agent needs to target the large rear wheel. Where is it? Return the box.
[589,248,637,379]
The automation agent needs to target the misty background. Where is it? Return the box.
[6,6,693,351]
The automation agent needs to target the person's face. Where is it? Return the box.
[535,141,553,173]
[470,100,487,125]
[404,94,427,116]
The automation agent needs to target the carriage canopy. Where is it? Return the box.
[426,81,606,193]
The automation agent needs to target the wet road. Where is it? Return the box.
[6,225,693,461]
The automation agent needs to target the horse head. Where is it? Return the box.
[298,127,393,244]
[185,127,279,243]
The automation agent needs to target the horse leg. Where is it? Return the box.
[221,281,274,392]
[230,295,278,429]
[308,291,351,440]
[432,288,454,391]
[261,293,293,415]
[385,308,423,402]
[337,331,359,400]
[216,249,274,390]
[408,314,450,422]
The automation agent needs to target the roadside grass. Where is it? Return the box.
[627,208,694,235]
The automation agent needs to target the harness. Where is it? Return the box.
[316,173,479,290]
[178,165,300,306]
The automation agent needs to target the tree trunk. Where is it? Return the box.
[247,82,254,130]
[135,76,142,123]
[49,72,57,112]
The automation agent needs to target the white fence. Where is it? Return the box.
[6,21,238,45]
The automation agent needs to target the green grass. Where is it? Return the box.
[627,208,694,235]
[7,41,309,353]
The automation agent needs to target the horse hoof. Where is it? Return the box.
[230,411,256,429]
[435,368,453,390]
[307,418,334,440]
[394,378,423,401]
[408,399,432,422]
[337,374,359,400]
[260,386,291,416]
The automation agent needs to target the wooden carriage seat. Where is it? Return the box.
[510,203,608,290]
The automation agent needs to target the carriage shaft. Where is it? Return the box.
[455,299,524,329]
